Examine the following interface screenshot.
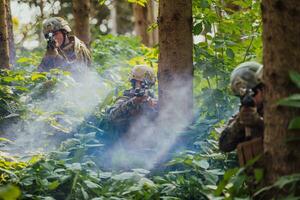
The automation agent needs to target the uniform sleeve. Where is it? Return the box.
[219,114,245,152]
[81,45,92,67]
[107,96,141,123]
[38,49,65,72]
[75,41,92,67]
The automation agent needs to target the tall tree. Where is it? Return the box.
[262,0,300,184]
[133,3,149,45]
[6,0,15,64]
[158,0,193,120]
[72,0,91,47]
[147,0,158,46]
[110,0,117,35]
[0,0,10,69]
[133,0,158,46]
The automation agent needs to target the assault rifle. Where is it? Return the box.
[45,32,56,49]
[134,88,147,97]
[44,32,70,62]
[240,88,256,138]
[133,80,151,97]
[240,89,255,108]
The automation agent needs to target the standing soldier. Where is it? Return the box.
[219,61,264,163]
[38,17,91,73]
[106,64,158,135]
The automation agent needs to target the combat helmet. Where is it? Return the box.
[129,65,156,86]
[230,61,262,96]
[43,17,71,36]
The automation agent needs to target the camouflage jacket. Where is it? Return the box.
[219,107,264,152]
[105,89,158,135]
[38,36,91,72]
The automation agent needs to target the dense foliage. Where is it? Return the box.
[1,0,300,199]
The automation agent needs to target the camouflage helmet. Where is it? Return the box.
[230,61,262,96]
[129,65,156,86]
[43,17,71,35]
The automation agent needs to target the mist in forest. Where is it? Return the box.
[1,63,193,171]
[1,68,112,156]
[104,79,193,170]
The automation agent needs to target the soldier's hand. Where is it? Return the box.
[239,107,261,127]
[133,96,148,104]
[147,98,158,108]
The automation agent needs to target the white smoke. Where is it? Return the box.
[1,67,114,156]
[107,79,193,170]
[1,65,194,171]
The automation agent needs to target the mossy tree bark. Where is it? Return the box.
[158,0,193,121]
[0,0,10,69]
[262,0,300,184]
[6,0,15,64]
[72,0,90,47]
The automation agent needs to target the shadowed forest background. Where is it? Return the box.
[0,0,299,199]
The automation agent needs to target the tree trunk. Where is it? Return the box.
[158,0,193,121]
[147,0,158,46]
[133,3,149,45]
[262,0,300,184]
[0,0,10,69]
[6,0,15,65]
[115,1,134,35]
[110,0,117,35]
[37,0,45,46]
[72,0,90,47]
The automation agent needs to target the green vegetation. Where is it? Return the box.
[0,0,299,199]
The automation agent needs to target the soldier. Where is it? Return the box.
[106,64,158,135]
[98,65,158,169]
[219,61,264,153]
[38,17,91,72]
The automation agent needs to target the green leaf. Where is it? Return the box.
[112,172,139,181]
[226,48,235,59]
[200,0,209,8]
[31,73,47,81]
[83,180,101,189]
[223,168,238,181]
[274,174,300,189]
[16,57,31,63]
[192,159,210,169]
[127,0,147,6]
[288,117,300,129]
[2,77,16,83]
[48,180,60,190]
[289,71,300,88]
[0,185,21,200]
[0,137,13,143]
[193,23,203,35]
[81,187,89,200]
[254,169,264,183]
[277,94,300,107]
[204,22,212,33]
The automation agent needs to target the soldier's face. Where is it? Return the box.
[135,80,142,88]
[254,89,263,107]
[53,31,64,47]
[131,80,142,89]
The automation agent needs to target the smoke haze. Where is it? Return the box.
[1,67,193,171]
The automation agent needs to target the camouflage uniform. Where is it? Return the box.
[38,17,91,72]
[219,62,264,152]
[106,89,158,133]
[219,107,264,152]
[105,65,158,135]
